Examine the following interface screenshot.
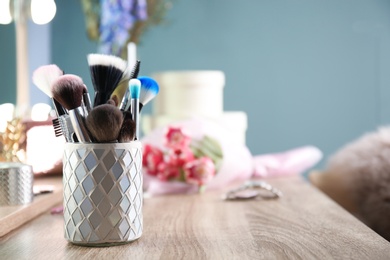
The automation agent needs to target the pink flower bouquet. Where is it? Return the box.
[143,127,223,193]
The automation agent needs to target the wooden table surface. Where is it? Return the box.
[1,176,389,259]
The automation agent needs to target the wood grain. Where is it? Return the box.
[0,176,63,237]
[1,176,389,259]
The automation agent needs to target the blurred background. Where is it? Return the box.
[1,0,390,169]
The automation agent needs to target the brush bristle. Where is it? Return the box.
[32,64,64,97]
[51,74,85,110]
[120,60,141,83]
[108,96,119,106]
[86,104,124,143]
[87,53,127,69]
[138,76,159,106]
[87,53,129,106]
[118,111,136,142]
[130,60,141,79]
[129,79,141,99]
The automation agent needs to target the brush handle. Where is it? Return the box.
[83,92,92,113]
[69,108,92,143]
[131,98,139,140]
[51,98,67,117]
[119,88,130,111]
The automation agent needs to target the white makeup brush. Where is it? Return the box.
[51,74,92,143]
[32,64,63,97]
[87,53,130,107]
[32,64,66,117]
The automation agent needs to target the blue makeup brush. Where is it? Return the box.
[138,76,159,112]
[129,78,141,140]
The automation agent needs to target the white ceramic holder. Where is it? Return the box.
[62,141,143,246]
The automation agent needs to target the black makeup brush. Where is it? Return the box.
[86,104,124,143]
[51,74,92,143]
[118,111,136,142]
[87,53,129,107]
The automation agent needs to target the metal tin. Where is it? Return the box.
[62,141,143,246]
[0,162,34,206]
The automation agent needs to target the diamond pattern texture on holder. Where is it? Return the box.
[111,161,124,180]
[63,144,142,244]
[84,152,98,171]
[103,151,116,171]
[75,163,87,182]
[82,175,95,195]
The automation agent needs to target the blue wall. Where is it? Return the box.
[2,0,390,169]
[0,24,16,104]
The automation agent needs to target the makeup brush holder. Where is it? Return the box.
[62,141,143,246]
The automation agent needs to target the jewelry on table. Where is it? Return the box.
[223,180,283,201]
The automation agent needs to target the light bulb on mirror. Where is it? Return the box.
[30,0,56,25]
[0,0,12,24]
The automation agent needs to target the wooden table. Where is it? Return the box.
[1,176,389,259]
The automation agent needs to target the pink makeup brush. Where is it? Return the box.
[32,64,72,140]
[51,74,92,143]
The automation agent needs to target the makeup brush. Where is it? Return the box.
[32,64,74,141]
[50,97,77,142]
[52,115,78,143]
[86,104,124,143]
[118,111,136,142]
[138,76,160,112]
[32,64,66,117]
[32,64,63,97]
[87,53,129,107]
[118,60,141,110]
[130,60,141,78]
[51,74,92,143]
[129,78,141,140]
